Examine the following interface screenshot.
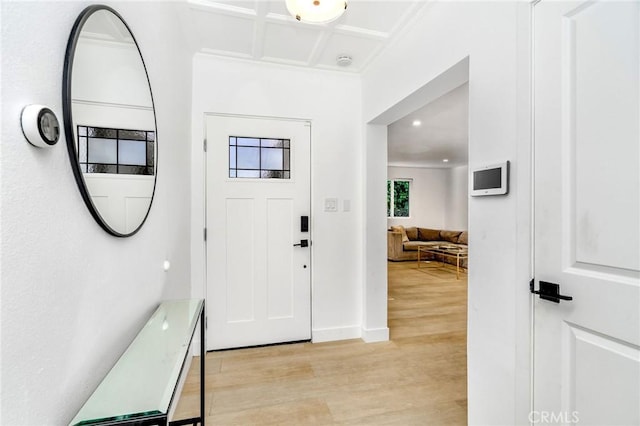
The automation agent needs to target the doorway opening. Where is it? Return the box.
[365,56,470,415]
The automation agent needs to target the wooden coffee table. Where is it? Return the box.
[418,245,468,279]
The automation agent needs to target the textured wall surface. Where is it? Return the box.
[0,2,192,423]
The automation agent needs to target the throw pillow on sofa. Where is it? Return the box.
[390,225,409,243]
[457,231,468,245]
[405,227,418,241]
[418,228,440,241]
[440,230,462,243]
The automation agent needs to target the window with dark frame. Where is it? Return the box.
[77,125,155,175]
[229,136,291,179]
[387,179,410,218]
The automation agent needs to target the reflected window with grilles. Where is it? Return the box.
[77,125,155,175]
[229,136,290,179]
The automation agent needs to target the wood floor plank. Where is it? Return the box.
[206,398,333,425]
[173,261,468,424]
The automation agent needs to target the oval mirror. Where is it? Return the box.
[63,5,157,237]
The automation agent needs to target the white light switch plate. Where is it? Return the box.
[324,198,338,212]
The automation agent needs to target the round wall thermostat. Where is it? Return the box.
[21,105,60,148]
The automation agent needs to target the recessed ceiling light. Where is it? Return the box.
[412,120,421,127]
[443,159,449,163]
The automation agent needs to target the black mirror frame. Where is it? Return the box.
[62,4,158,237]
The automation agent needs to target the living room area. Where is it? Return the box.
[386,79,469,417]
[386,80,469,269]
[386,78,468,257]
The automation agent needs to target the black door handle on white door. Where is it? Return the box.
[530,280,573,303]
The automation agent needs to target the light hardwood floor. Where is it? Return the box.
[174,261,467,425]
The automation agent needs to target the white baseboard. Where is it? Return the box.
[196,326,386,346]
[192,336,202,355]
[312,325,361,343]
[192,322,203,355]
[361,327,389,342]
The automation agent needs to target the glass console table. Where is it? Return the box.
[69,299,205,426]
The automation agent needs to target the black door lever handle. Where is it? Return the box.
[293,239,309,247]
[531,280,573,303]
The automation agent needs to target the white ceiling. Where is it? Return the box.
[182,0,428,73]
[179,0,467,168]
[387,83,469,168]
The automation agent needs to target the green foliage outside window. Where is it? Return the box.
[387,179,410,217]
[387,180,391,216]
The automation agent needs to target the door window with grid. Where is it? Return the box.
[229,136,290,179]
[77,125,155,175]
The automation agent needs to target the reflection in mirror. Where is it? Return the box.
[63,6,157,237]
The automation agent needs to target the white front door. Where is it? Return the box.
[533,1,640,424]
[205,115,311,350]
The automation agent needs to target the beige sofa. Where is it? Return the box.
[388,225,468,266]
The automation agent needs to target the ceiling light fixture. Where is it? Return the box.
[412,120,421,127]
[286,0,347,24]
[336,55,352,67]
[443,159,449,163]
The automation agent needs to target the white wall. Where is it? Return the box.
[72,39,155,130]
[73,38,153,108]
[363,2,532,425]
[387,165,468,231]
[387,166,448,229]
[0,2,192,424]
[445,165,469,231]
[190,55,367,342]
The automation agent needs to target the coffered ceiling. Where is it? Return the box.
[182,0,428,73]
[180,0,467,168]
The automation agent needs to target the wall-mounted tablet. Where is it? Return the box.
[470,161,509,196]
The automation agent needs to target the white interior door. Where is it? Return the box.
[533,1,640,424]
[205,115,311,351]
[84,175,154,234]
